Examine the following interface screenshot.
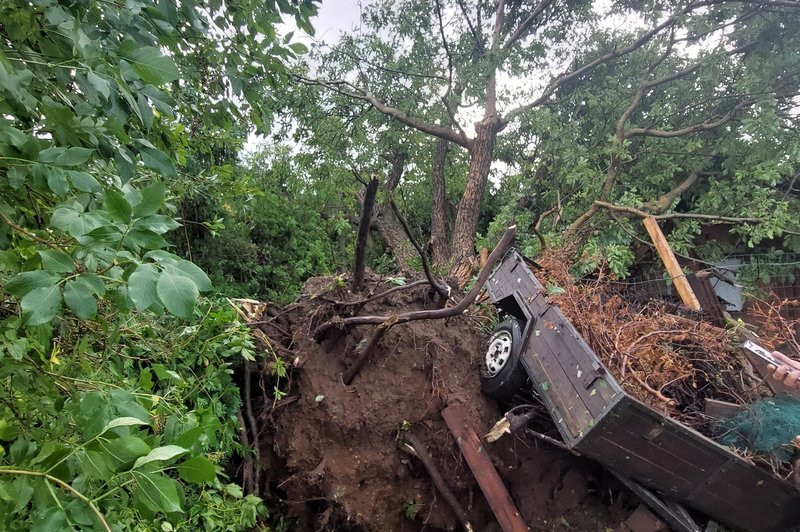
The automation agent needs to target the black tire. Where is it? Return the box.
[480,319,528,400]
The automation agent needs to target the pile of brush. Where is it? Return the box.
[534,252,797,433]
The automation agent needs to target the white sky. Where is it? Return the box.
[242,0,361,154]
[305,0,363,45]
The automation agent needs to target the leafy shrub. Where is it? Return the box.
[0,299,265,530]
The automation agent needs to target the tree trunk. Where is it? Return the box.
[372,152,416,270]
[561,152,622,258]
[430,137,450,268]
[449,116,501,285]
[353,176,379,292]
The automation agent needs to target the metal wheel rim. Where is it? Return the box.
[485,330,513,377]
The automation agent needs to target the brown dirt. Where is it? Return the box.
[255,271,636,531]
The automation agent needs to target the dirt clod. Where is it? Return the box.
[256,272,634,531]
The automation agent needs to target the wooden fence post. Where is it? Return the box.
[642,217,701,311]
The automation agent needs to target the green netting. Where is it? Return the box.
[713,396,800,463]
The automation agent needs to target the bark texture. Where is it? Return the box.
[449,116,502,285]
[430,137,450,267]
[353,176,379,292]
[371,152,416,270]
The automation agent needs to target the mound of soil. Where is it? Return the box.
[255,272,635,531]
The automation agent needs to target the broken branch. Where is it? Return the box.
[342,314,397,385]
[389,198,450,300]
[314,225,516,339]
[592,201,764,223]
[353,176,379,292]
[400,432,474,532]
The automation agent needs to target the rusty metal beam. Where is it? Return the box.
[442,405,528,532]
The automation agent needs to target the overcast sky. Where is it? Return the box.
[243,1,362,153]
[307,0,362,45]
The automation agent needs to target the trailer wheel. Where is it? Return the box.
[480,319,527,400]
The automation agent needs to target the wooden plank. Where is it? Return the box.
[441,405,528,532]
[535,305,612,417]
[693,271,726,326]
[703,398,743,419]
[642,217,701,310]
[524,348,587,439]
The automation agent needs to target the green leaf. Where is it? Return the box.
[30,507,68,532]
[21,285,62,325]
[128,264,159,311]
[133,182,166,217]
[78,273,106,296]
[99,436,151,471]
[39,250,75,273]
[177,455,216,483]
[289,42,308,54]
[105,189,133,223]
[38,146,65,163]
[133,445,188,469]
[54,147,93,166]
[50,206,80,231]
[46,167,70,196]
[169,260,212,291]
[137,93,154,130]
[68,211,107,240]
[156,272,198,318]
[87,71,110,99]
[134,471,182,514]
[68,171,102,193]
[6,271,60,297]
[133,215,180,234]
[75,450,112,480]
[140,147,177,177]
[12,476,34,511]
[174,425,204,448]
[223,483,243,498]
[126,47,180,85]
[101,417,150,434]
[64,279,97,319]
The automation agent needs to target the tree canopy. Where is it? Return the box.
[1,0,799,529]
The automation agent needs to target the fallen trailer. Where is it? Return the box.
[481,249,800,532]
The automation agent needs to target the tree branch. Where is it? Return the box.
[642,157,713,213]
[293,74,473,149]
[503,0,718,125]
[502,0,554,50]
[389,197,450,300]
[625,98,754,138]
[456,0,482,52]
[0,210,63,250]
[433,2,469,148]
[314,225,517,339]
[592,200,764,223]
[435,0,455,95]
[400,433,474,532]
[0,469,111,532]
[354,177,379,292]
[334,48,447,81]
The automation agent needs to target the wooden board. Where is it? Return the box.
[577,397,800,532]
[643,217,701,310]
[442,405,528,532]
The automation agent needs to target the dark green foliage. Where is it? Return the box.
[172,146,353,304]
[1,0,319,528]
[184,188,343,304]
[0,300,266,530]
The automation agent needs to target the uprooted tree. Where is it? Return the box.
[297,0,800,284]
